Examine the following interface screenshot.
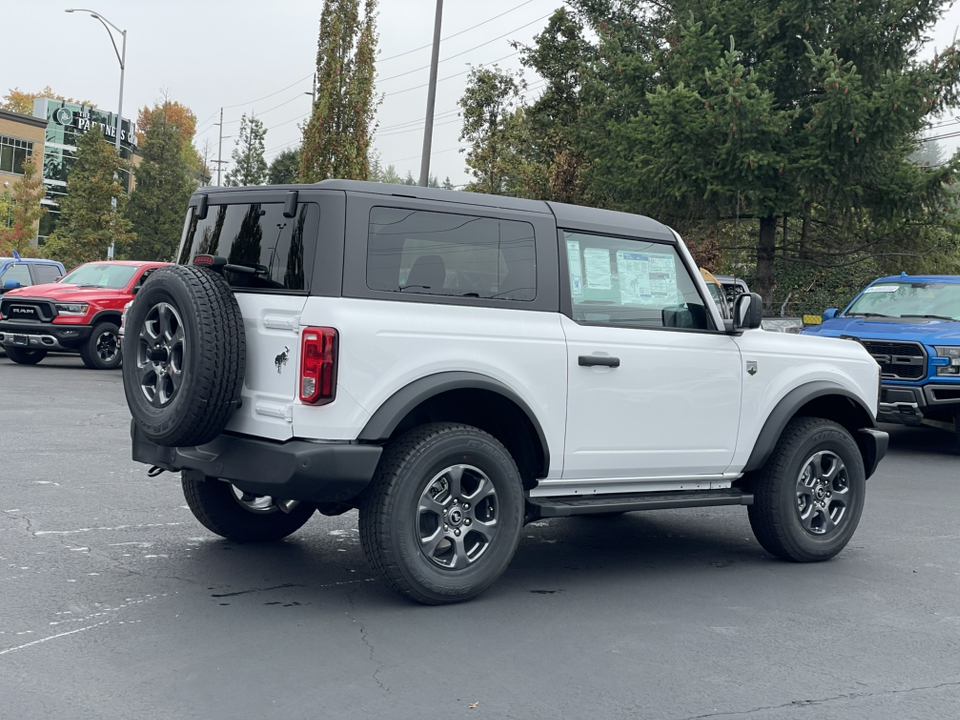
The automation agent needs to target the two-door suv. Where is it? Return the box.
[123,181,887,604]
[0,260,169,368]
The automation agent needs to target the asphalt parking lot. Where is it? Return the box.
[2,355,959,719]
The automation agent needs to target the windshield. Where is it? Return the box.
[846,282,960,320]
[61,263,139,289]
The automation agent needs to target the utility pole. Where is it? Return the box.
[213,107,228,186]
[419,0,443,187]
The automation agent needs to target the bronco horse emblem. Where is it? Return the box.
[275,346,289,374]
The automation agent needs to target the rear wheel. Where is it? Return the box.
[182,474,315,542]
[747,417,865,562]
[5,347,46,365]
[80,321,122,369]
[359,423,524,605]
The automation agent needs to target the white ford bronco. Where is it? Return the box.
[122,181,888,604]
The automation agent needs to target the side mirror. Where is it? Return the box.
[823,308,839,320]
[3,280,22,291]
[733,292,763,330]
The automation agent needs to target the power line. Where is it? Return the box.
[376,13,552,83]
[377,0,541,63]
[385,146,461,165]
[383,51,521,98]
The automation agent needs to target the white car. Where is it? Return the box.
[121,181,887,604]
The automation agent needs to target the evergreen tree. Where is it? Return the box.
[0,155,46,256]
[301,0,379,182]
[514,0,960,307]
[125,109,196,261]
[44,131,135,268]
[380,164,402,184]
[268,147,302,184]
[442,177,454,190]
[225,114,268,187]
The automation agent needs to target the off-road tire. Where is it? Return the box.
[5,347,46,365]
[80,320,122,369]
[747,417,865,562]
[359,423,524,605]
[182,474,315,542]
[122,266,245,447]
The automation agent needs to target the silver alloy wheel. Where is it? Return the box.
[230,485,290,515]
[796,450,849,535]
[95,327,120,363]
[136,302,185,407]
[417,464,499,570]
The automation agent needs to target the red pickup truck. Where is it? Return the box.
[0,260,170,369]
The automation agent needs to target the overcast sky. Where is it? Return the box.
[8,0,960,186]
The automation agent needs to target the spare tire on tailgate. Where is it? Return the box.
[122,265,245,447]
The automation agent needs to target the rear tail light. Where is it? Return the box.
[300,327,338,405]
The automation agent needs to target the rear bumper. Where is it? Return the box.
[131,423,382,503]
[0,322,91,351]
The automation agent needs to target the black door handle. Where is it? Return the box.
[578,355,620,368]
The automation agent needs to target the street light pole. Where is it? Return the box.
[419,0,443,187]
[65,7,127,260]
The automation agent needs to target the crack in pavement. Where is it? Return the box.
[673,680,960,719]
[345,586,389,694]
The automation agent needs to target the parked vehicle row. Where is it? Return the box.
[0,260,170,369]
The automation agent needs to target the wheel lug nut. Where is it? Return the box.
[463,503,469,510]
[454,529,460,536]
[464,518,471,525]
[443,524,448,531]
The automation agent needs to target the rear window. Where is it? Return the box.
[177,202,318,292]
[366,207,536,301]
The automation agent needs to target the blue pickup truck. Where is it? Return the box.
[803,274,960,442]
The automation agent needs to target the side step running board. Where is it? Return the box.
[529,488,753,518]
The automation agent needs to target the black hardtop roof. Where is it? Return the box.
[194,180,676,241]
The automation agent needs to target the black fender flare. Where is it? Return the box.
[90,310,122,327]
[358,371,550,476]
[743,381,878,474]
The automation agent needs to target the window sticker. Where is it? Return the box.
[584,247,612,290]
[566,240,583,297]
[615,250,678,305]
[863,285,899,293]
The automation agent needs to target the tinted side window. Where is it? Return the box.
[178,202,318,291]
[1,264,33,288]
[366,207,536,301]
[564,231,711,330]
[33,264,63,284]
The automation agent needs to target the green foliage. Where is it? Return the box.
[496,0,960,308]
[125,110,196,261]
[459,67,526,195]
[44,131,135,268]
[225,114,268,187]
[268,147,302,184]
[301,0,380,182]
[0,155,46,256]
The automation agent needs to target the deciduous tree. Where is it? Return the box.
[301,0,379,182]
[0,156,46,256]
[1,86,94,115]
[459,67,525,195]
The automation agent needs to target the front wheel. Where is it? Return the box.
[80,321,122,369]
[359,423,524,605]
[182,474,315,542]
[747,417,865,562]
[5,347,47,365]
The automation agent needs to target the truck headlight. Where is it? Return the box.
[934,346,960,375]
[55,302,89,316]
